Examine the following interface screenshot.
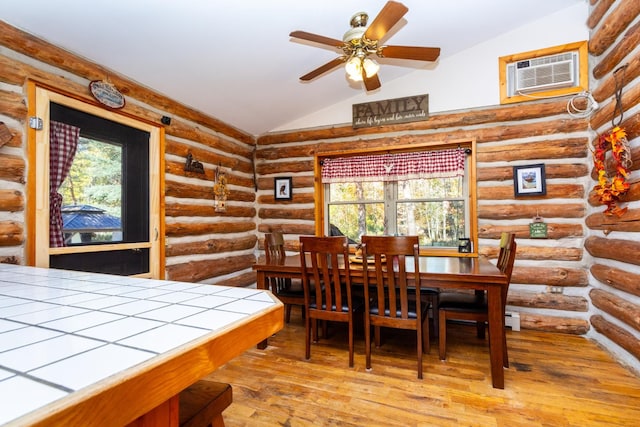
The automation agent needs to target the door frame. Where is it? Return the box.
[26,82,165,279]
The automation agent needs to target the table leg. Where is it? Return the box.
[487,285,505,389]
[256,270,269,349]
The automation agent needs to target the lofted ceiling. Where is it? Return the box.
[2,0,583,137]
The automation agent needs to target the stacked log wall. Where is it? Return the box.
[256,102,592,335]
[585,0,640,372]
[0,22,257,285]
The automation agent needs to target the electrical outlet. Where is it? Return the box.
[548,286,563,294]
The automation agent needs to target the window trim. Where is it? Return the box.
[314,139,478,257]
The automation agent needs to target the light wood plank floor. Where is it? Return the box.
[206,309,640,426]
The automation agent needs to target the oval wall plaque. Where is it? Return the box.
[89,80,125,109]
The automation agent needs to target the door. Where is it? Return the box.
[29,85,164,278]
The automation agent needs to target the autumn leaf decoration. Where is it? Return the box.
[593,126,631,216]
[213,172,230,199]
[213,167,230,212]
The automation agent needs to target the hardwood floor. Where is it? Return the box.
[206,308,640,426]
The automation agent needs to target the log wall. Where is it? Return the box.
[256,96,592,337]
[0,22,257,285]
[585,0,640,371]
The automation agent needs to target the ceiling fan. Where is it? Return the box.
[289,1,441,92]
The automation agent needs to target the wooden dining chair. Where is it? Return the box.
[361,235,430,379]
[437,232,517,366]
[264,232,304,323]
[299,235,363,367]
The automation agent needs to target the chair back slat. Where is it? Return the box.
[299,235,360,367]
[498,233,517,309]
[360,235,428,379]
[300,236,351,314]
[361,235,421,320]
[264,232,286,263]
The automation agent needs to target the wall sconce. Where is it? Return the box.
[213,165,229,213]
[184,152,204,174]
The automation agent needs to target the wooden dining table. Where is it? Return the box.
[253,254,509,389]
[0,264,283,426]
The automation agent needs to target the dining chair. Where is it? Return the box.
[299,235,363,367]
[264,232,304,323]
[360,235,430,379]
[437,232,517,366]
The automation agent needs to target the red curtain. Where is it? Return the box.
[49,121,80,247]
[321,148,465,183]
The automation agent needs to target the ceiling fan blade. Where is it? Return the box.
[363,73,381,92]
[364,1,408,41]
[299,57,346,81]
[290,31,344,48]
[379,45,441,62]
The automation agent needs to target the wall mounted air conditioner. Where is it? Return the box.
[506,51,579,97]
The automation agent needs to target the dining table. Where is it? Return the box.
[252,253,509,389]
[0,263,283,426]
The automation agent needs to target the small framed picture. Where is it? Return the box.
[274,177,292,201]
[513,164,546,197]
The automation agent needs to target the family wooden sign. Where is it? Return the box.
[352,94,429,129]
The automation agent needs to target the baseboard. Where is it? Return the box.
[505,311,520,331]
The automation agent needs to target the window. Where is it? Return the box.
[60,137,123,244]
[317,141,477,255]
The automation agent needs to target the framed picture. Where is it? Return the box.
[513,164,546,197]
[274,177,292,201]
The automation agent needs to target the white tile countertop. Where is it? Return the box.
[0,263,283,426]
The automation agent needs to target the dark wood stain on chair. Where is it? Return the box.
[438,232,517,366]
[299,235,363,367]
[361,235,430,379]
[264,232,304,323]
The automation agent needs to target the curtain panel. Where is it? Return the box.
[49,121,80,247]
[321,148,465,183]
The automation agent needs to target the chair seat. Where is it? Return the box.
[275,283,305,298]
[438,292,487,313]
[370,300,423,318]
[310,297,364,312]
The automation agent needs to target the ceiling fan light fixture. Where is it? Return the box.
[363,58,380,78]
[345,55,363,81]
[345,55,379,81]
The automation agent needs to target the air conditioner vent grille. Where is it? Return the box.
[506,51,579,96]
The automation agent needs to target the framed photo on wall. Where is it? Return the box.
[513,164,546,197]
[274,177,292,201]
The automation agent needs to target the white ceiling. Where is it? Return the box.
[2,0,583,137]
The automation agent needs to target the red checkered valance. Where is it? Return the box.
[321,148,465,183]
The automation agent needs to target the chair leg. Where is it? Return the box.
[476,321,486,339]
[284,304,292,323]
[429,294,439,338]
[502,328,509,368]
[422,315,430,354]
[438,310,447,360]
[305,313,311,360]
[365,318,372,371]
[348,318,354,368]
[417,328,423,380]
[374,326,381,348]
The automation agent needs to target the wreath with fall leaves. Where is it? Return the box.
[592,126,631,216]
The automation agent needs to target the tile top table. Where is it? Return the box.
[0,263,283,426]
